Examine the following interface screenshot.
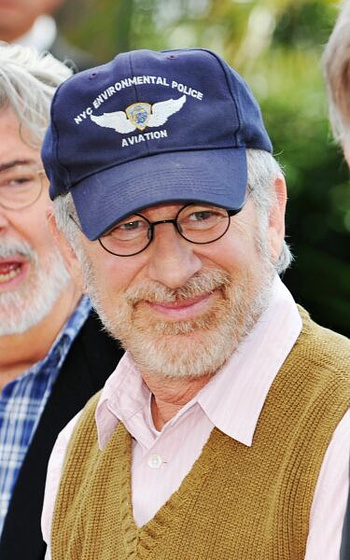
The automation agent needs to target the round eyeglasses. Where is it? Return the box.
[0,163,45,210]
[96,203,239,257]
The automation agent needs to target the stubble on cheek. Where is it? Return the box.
[122,269,232,334]
[85,250,274,379]
[129,287,230,335]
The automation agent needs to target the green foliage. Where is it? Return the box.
[59,0,349,336]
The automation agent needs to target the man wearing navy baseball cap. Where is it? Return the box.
[41,48,349,559]
[323,5,350,557]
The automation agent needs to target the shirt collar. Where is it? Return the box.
[15,15,57,53]
[197,275,301,446]
[13,295,91,385]
[95,353,148,449]
[95,276,301,449]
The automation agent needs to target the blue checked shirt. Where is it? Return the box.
[0,295,91,535]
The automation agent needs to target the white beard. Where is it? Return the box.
[82,252,274,380]
[0,238,70,336]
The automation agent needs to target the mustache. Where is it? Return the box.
[0,238,36,260]
[125,269,232,305]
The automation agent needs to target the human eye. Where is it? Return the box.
[182,206,227,229]
[0,166,35,189]
[189,210,215,222]
[108,216,148,240]
[119,220,143,231]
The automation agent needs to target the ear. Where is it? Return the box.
[47,208,86,293]
[42,0,66,15]
[344,145,350,169]
[267,175,287,264]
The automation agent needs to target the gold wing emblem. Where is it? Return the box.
[90,95,187,134]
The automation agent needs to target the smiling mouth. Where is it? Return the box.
[142,292,215,321]
[153,294,209,308]
[0,262,23,284]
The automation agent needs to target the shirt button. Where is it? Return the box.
[147,454,162,469]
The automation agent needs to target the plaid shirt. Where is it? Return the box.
[0,295,91,535]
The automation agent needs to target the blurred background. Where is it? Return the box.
[56,0,349,336]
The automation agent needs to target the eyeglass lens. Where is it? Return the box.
[0,164,44,210]
[99,204,231,257]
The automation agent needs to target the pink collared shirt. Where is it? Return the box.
[42,276,350,559]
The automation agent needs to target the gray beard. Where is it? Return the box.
[0,238,70,336]
[81,253,275,380]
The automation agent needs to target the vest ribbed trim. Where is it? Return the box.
[51,308,350,560]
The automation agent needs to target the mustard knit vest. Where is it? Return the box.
[51,310,350,560]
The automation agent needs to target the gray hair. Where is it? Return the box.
[53,149,293,274]
[322,0,350,148]
[246,150,293,274]
[0,42,72,147]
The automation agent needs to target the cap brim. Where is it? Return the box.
[72,148,247,241]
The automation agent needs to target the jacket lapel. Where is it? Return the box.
[0,310,123,560]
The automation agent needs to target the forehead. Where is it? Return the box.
[129,202,189,218]
[0,107,39,163]
[0,0,58,14]
[125,201,220,220]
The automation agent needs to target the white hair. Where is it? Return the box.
[0,41,73,146]
[53,149,293,274]
[322,0,350,147]
[246,150,293,274]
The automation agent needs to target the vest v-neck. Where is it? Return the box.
[117,423,223,556]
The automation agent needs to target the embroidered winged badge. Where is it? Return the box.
[90,94,187,133]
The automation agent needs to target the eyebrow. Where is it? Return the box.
[0,159,38,172]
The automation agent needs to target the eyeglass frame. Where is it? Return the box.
[69,195,252,258]
[0,163,45,211]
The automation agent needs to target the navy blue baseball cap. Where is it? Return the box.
[42,48,273,241]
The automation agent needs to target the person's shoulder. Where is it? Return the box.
[77,308,123,355]
[49,34,99,72]
[62,307,124,391]
[297,305,350,377]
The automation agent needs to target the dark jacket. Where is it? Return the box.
[340,480,350,559]
[0,310,124,560]
[50,34,98,72]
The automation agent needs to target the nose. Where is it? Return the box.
[146,222,202,289]
[0,206,11,232]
